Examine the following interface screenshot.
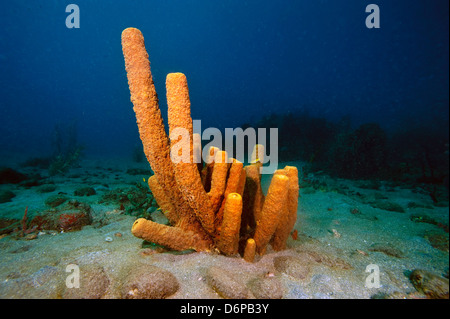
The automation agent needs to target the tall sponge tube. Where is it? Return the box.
[121,28,208,238]
[166,72,216,235]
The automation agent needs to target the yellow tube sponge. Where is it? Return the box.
[271,166,299,251]
[216,193,243,256]
[148,175,178,225]
[131,218,212,251]
[201,146,220,191]
[122,27,301,258]
[166,73,216,235]
[241,163,265,232]
[208,150,230,212]
[214,159,244,234]
[243,238,256,263]
[253,174,289,254]
[121,28,174,200]
[122,28,208,239]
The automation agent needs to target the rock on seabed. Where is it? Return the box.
[205,266,253,299]
[121,265,179,299]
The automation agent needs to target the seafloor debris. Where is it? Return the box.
[30,200,93,232]
[410,269,449,299]
[98,184,154,218]
[349,207,378,221]
[331,228,341,238]
[121,27,299,259]
[356,249,369,256]
[368,243,404,258]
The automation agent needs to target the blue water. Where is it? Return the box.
[0,0,448,161]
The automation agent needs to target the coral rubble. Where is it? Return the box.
[121,27,299,259]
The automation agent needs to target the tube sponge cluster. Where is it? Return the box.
[122,28,299,261]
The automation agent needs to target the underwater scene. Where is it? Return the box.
[0,0,448,304]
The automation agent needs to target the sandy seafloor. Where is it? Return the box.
[0,156,448,299]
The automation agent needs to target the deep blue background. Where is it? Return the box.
[0,0,448,159]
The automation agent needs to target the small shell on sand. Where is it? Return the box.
[356,249,369,256]
[105,236,113,242]
[25,234,38,240]
[332,229,341,238]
